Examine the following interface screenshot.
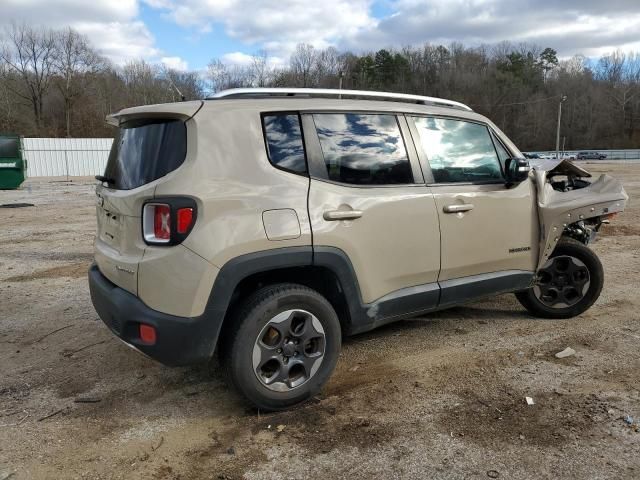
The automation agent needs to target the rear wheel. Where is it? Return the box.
[515,239,604,319]
[224,283,341,410]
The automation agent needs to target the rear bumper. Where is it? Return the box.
[88,264,221,366]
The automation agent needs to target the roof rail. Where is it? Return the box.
[208,88,472,111]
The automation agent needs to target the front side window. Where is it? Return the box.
[263,114,307,174]
[313,113,413,185]
[413,117,503,183]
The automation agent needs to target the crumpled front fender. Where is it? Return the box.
[534,166,628,270]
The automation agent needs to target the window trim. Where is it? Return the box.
[488,129,515,176]
[303,111,420,188]
[260,111,310,177]
[408,114,506,187]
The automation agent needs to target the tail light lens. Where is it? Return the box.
[142,198,197,245]
[143,203,171,244]
[177,207,194,234]
[154,204,171,240]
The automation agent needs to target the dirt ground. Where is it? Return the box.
[1,164,639,480]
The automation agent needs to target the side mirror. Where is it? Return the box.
[505,158,530,185]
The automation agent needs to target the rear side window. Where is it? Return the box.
[313,113,413,185]
[0,138,20,158]
[262,114,306,174]
[413,117,503,183]
[104,119,186,190]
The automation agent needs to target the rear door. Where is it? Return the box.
[304,112,441,307]
[408,115,538,305]
[95,118,188,294]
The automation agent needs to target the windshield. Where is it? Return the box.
[103,119,187,190]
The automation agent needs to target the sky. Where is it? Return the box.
[2,0,640,71]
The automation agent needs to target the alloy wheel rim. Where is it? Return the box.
[252,309,326,392]
[533,255,591,308]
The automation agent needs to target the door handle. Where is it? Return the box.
[323,209,363,221]
[443,203,474,214]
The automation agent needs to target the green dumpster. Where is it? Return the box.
[0,135,26,190]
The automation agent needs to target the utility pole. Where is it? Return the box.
[556,94,567,159]
[338,71,344,99]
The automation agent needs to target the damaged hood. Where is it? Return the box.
[530,159,628,269]
[529,158,591,178]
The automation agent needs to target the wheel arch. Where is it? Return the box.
[211,247,361,358]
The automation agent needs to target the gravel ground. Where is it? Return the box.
[1,164,639,480]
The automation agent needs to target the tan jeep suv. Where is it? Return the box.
[89,88,628,410]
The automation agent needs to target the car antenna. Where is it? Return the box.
[166,74,186,102]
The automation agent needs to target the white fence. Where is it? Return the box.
[23,138,113,178]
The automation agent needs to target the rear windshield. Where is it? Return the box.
[104,119,187,190]
[0,138,20,158]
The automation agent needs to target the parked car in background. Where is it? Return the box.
[577,151,607,160]
[523,152,540,159]
[536,153,576,161]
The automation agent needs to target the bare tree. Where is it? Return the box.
[314,47,344,87]
[251,50,270,87]
[598,50,640,136]
[206,58,253,93]
[0,59,16,132]
[53,27,107,137]
[559,55,587,77]
[207,58,230,93]
[121,59,169,105]
[289,44,316,87]
[0,22,57,132]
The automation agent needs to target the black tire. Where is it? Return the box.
[223,283,341,411]
[515,238,604,319]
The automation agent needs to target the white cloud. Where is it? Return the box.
[145,0,640,66]
[1,0,159,65]
[345,0,640,58]
[161,56,189,71]
[220,51,285,69]
[4,0,640,73]
[141,0,173,8]
[74,21,160,64]
[221,52,254,66]
[145,0,376,58]
[2,0,139,24]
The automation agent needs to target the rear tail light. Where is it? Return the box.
[142,198,197,245]
[143,203,171,244]
[154,204,171,240]
[176,207,194,234]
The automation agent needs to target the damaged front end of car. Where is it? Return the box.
[530,159,629,270]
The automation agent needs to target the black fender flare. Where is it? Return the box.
[207,246,441,339]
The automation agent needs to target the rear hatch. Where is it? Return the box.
[95,101,202,294]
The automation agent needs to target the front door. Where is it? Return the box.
[409,115,538,305]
